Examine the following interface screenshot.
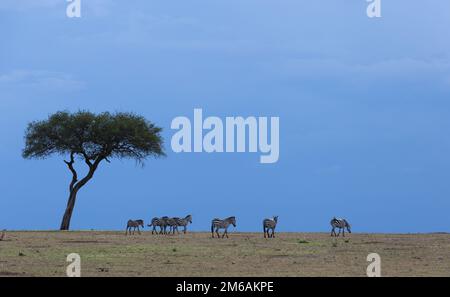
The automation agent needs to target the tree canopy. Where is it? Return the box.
[23,110,165,163]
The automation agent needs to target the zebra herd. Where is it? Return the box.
[149,215,193,235]
[125,216,352,238]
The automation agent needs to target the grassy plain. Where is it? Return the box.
[0,231,449,276]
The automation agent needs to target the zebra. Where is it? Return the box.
[330,217,351,237]
[165,217,180,235]
[263,216,278,238]
[148,216,169,234]
[0,230,5,241]
[211,216,236,238]
[125,219,144,235]
[175,215,193,234]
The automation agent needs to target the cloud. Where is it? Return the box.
[0,70,85,91]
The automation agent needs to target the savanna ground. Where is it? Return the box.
[0,231,449,277]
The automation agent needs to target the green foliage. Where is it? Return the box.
[23,110,165,163]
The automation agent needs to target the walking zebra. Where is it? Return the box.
[175,215,193,234]
[149,216,169,234]
[263,216,278,238]
[125,219,144,235]
[165,217,179,234]
[330,217,351,237]
[211,216,236,238]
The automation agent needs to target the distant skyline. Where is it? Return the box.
[1,1,449,232]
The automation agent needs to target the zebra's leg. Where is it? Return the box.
[342,228,345,237]
[272,228,275,238]
[216,228,220,239]
[337,228,341,237]
[184,226,187,234]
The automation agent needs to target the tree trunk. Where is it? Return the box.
[60,154,103,231]
[60,189,78,230]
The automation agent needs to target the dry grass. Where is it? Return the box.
[0,231,449,277]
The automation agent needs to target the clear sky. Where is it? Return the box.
[1,1,449,232]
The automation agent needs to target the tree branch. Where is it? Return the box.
[64,152,78,192]
[80,151,93,168]
[72,155,104,192]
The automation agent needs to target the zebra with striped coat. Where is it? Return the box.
[330,217,351,237]
[148,216,169,234]
[175,215,193,234]
[166,217,180,235]
[263,216,278,238]
[125,219,144,235]
[211,216,236,238]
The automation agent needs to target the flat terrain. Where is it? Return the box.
[0,231,449,277]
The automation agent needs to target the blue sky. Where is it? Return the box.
[0,0,449,232]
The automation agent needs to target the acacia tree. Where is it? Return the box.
[23,111,165,230]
